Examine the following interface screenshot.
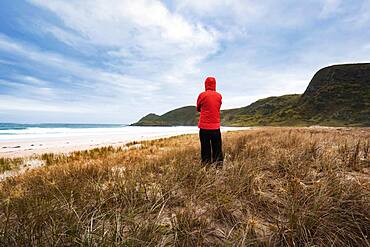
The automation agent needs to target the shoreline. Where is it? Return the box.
[0,126,250,180]
[0,126,249,158]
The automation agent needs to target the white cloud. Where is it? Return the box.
[0,34,161,97]
[0,59,16,65]
[351,1,370,26]
[28,0,219,79]
[0,95,92,113]
[13,75,50,86]
[364,44,370,50]
[42,24,87,48]
[22,0,226,115]
[173,0,325,29]
[320,0,342,18]
[174,0,265,20]
[0,79,55,98]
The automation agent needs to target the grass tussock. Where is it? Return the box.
[0,128,369,246]
[0,157,23,173]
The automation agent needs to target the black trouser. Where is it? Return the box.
[199,128,223,165]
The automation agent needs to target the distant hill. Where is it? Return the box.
[134,106,199,126]
[133,63,370,127]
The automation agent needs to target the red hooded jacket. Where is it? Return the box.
[197,77,222,130]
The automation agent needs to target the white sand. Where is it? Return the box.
[0,126,249,158]
[0,159,44,180]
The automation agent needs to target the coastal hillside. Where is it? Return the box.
[133,63,370,127]
[297,63,370,126]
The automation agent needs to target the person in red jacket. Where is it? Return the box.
[197,77,223,166]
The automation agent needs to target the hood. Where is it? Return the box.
[205,77,216,91]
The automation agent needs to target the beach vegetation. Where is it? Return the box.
[0,128,369,246]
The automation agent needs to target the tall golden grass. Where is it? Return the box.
[0,128,369,246]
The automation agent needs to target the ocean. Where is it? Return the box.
[0,123,126,132]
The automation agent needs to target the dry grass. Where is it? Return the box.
[0,157,23,173]
[0,128,369,246]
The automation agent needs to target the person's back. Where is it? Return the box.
[197,77,223,166]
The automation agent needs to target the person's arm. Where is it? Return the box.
[196,94,202,112]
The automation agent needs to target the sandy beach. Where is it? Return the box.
[0,126,248,158]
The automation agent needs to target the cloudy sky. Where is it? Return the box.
[0,0,369,124]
